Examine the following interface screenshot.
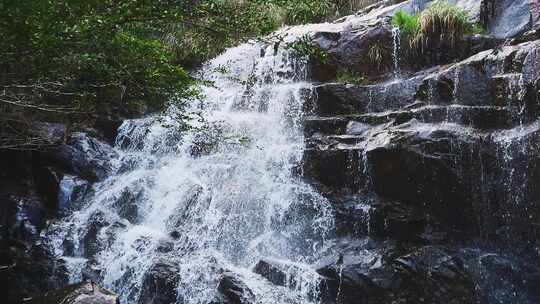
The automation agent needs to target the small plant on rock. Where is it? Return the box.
[367,42,392,70]
[335,70,368,85]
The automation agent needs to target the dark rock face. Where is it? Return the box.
[138,259,181,304]
[1,244,69,304]
[486,0,532,39]
[217,272,254,304]
[253,260,288,287]
[302,11,540,302]
[25,281,119,304]
[46,132,118,182]
[0,128,115,303]
[304,40,540,242]
[315,243,540,304]
[0,150,70,303]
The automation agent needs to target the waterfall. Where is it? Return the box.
[44,35,335,304]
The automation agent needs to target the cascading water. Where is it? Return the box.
[391,27,401,78]
[44,33,335,304]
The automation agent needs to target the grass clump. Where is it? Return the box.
[392,11,419,42]
[392,1,482,53]
[413,1,475,49]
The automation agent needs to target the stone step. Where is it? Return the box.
[304,105,515,137]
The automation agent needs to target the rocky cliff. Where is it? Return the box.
[299,0,540,303]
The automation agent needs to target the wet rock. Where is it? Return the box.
[302,147,363,196]
[33,166,63,211]
[316,246,393,304]
[460,250,540,304]
[253,260,288,286]
[304,116,349,136]
[2,244,68,304]
[334,195,428,240]
[24,281,119,304]
[316,245,477,304]
[139,259,181,304]
[57,175,90,211]
[310,75,423,116]
[392,246,476,303]
[113,188,144,224]
[217,272,254,304]
[45,132,118,181]
[82,211,109,258]
[486,0,532,39]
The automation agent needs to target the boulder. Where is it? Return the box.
[253,260,288,287]
[138,259,181,304]
[24,281,119,304]
[217,272,254,304]
[252,259,307,290]
[113,188,144,224]
[45,132,118,181]
[81,211,109,258]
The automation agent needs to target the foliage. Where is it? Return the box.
[286,35,330,64]
[0,1,198,112]
[0,0,342,150]
[266,0,333,25]
[335,70,368,85]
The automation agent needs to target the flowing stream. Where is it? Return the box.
[45,34,335,303]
